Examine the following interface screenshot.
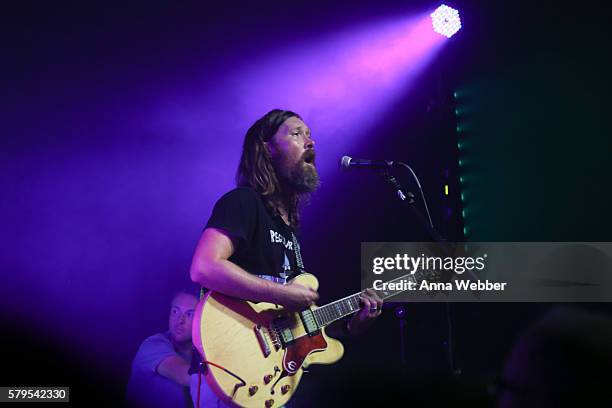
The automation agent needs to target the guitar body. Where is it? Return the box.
[193,273,344,408]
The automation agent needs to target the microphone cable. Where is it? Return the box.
[396,161,435,230]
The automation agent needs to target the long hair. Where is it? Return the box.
[236,109,303,227]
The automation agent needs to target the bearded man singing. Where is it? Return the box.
[189,109,383,407]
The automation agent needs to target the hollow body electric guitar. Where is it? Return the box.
[192,272,420,408]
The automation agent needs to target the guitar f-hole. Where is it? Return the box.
[269,370,289,395]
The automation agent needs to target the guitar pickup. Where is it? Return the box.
[272,316,295,347]
[299,309,320,336]
[254,325,271,357]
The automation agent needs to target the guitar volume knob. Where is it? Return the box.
[281,385,291,394]
[265,399,274,407]
[264,374,273,384]
[249,385,258,396]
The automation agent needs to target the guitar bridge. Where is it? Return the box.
[254,325,271,357]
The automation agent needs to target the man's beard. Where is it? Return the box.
[275,155,320,194]
[288,161,320,193]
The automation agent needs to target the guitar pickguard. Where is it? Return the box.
[282,333,328,374]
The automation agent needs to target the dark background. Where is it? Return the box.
[2,0,610,406]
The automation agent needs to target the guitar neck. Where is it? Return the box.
[313,270,429,327]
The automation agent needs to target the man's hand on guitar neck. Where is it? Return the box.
[347,289,384,336]
[274,280,319,312]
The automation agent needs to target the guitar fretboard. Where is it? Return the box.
[312,269,435,327]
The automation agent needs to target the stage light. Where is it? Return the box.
[431,5,462,38]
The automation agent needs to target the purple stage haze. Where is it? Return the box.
[0,3,451,391]
[155,12,445,183]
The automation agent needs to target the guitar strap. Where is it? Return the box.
[291,231,306,274]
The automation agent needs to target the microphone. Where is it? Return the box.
[339,155,395,171]
[339,155,436,231]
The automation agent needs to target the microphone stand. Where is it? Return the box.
[379,169,460,375]
[381,171,444,241]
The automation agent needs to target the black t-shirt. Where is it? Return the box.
[205,187,305,281]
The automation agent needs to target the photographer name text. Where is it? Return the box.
[373,279,507,292]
